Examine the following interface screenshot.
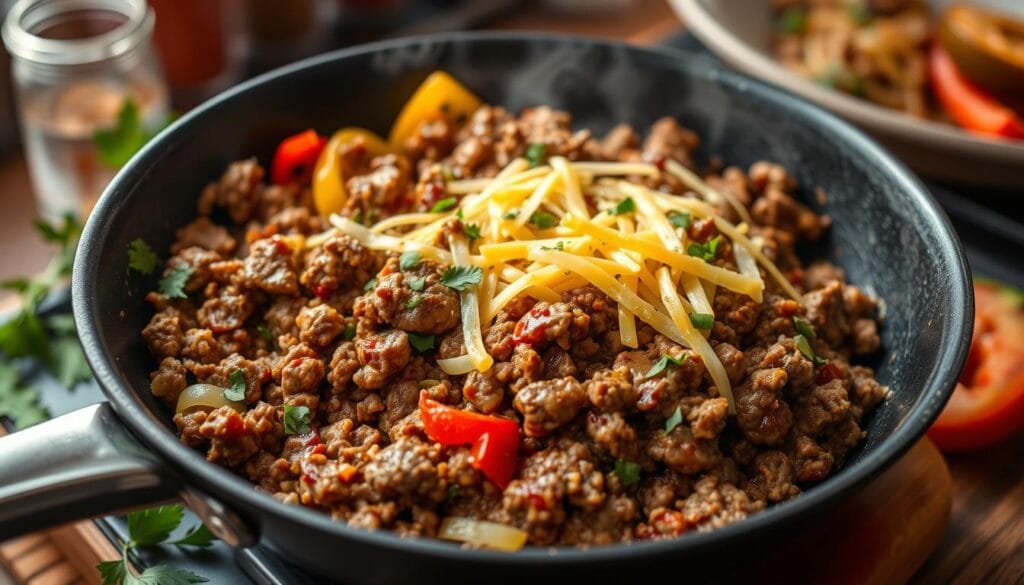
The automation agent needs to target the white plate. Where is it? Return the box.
[671,0,1024,189]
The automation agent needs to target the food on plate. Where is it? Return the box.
[774,0,1024,138]
[140,72,889,549]
[929,279,1024,452]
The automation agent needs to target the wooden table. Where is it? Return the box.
[1,1,1022,583]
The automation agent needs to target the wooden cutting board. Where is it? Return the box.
[0,437,950,585]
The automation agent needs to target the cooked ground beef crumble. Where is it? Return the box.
[142,104,888,547]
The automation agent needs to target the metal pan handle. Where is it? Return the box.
[0,403,179,539]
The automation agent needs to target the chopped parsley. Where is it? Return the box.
[408,332,436,352]
[363,277,378,291]
[778,6,807,34]
[665,406,683,433]
[668,210,691,229]
[399,250,420,271]
[686,235,721,262]
[127,238,158,274]
[408,276,426,291]
[430,197,457,213]
[223,369,246,402]
[689,313,714,330]
[609,197,636,215]
[463,222,482,242]
[613,459,641,486]
[529,211,557,229]
[283,404,311,435]
[540,241,565,251]
[96,504,213,585]
[342,322,357,340]
[441,265,483,291]
[793,316,816,340]
[644,353,687,379]
[503,210,520,220]
[795,334,828,367]
[158,266,193,299]
[526,142,547,167]
[406,295,424,309]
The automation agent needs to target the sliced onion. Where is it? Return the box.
[175,383,245,415]
[438,517,528,552]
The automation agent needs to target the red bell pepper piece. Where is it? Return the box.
[929,44,1024,139]
[271,129,328,185]
[419,394,519,489]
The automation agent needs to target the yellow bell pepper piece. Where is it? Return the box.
[312,127,391,216]
[388,71,482,148]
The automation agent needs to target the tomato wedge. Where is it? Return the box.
[929,44,1024,139]
[419,394,519,488]
[929,280,1024,452]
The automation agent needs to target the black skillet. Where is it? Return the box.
[0,33,972,585]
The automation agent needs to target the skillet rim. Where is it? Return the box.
[72,30,973,565]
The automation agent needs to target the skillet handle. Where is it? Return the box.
[0,403,180,539]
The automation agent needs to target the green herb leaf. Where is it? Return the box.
[127,239,158,274]
[613,459,641,486]
[127,505,185,547]
[408,332,435,352]
[793,316,816,340]
[93,99,174,169]
[284,404,311,435]
[223,369,246,402]
[440,165,455,183]
[430,197,457,213]
[610,197,636,215]
[256,324,277,349]
[363,277,378,291]
[0,362,48,428]
[529,211,557,229]
[689,313,714,330]
[158,266,193,299]
[686,235,721,262]
[45,334,91,388]
[170,524,217,548]
[665,406,683,433]
[342,322,357,340]
[0,309,48,359]
[127,565,208,585]
[441,266,483,291]
[795,334,827,367]
[502,210,520,220]
[526,142,547,167]
[668,211,691,229]
[540,241,565,251]
[644,353,686,379]
[406,295,423,309]
[97,560,127,585]
[408,276,426,292]
[778,6,807,34]
[399,250,421,271]
[463,222,481,242]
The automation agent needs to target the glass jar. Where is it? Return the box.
[2,0,169,220]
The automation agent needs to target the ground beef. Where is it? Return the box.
[144,107,888,548]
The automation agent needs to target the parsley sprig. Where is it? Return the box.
[284,404,311,435]
[644,353,687,379]
[97,505,214,585]
[93,99,176,168]
[686,235,722,262]
[441,266,483,291]
[613,459,641,486]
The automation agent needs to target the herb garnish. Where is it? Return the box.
[283,404,311,435]
[93,99,176,168]
[408,276,426,291]
[363,277,378,292]
[441,266,483,291]
[686,235,721,262]
[526,142,547,167]
[96,504,213,585]
[342,323,357,340]
[256,324,277,350]
[613,459,641,486]
[795,334,827,367]
[644,353,687,379]
[127,239,158,274]
[223,369,246,402]
[406,295,423,309]
[463,222,481,242]
[664,406,683,433]
[529,211,557,229]
[158,266,193,299]
[689,313,714,330]
[399,250,420,271]
[408,333,436,352]
[668,211,691,229]
[430,197,457,213]
[609,197,636,215]
[502,210,520,220]
[793,316,816,340]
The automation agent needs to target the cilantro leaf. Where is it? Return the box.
[170,523,217,548]
[408,276,426,291]
[793,316,816,340]
[342,323,357,340]
[689,313,714,330]
[665,406,683,432]
[795,334,828,367]
[430,197,457,213]
[644,353,686,379]
[406,295,423,309]
[223,369,246,402]
[128,565,208,585]
[610,197,635,215]
[363,277,378,292]
[668,211,691,229]
[158,266,193,299]
[440,266,483,291]
[525,142,547,167]
[256,324,277,349]
[613,459,641,486]
[127,239,158,274]
[399,250,420,271]
[45,334,91,388]
[502,210,520,220]
[529,211,557,229]
[284,404,311,435]
[93,99,175,168]
[408,333,435,352]
[463,222,481,241]
[127,505,184,547]
[0,362,48,428]
[686,235,722,262]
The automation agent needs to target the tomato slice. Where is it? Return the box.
[929,280,1024,452]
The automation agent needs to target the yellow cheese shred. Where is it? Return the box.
[450,234,493,372]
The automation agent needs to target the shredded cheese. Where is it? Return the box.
[450,233,493,372]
